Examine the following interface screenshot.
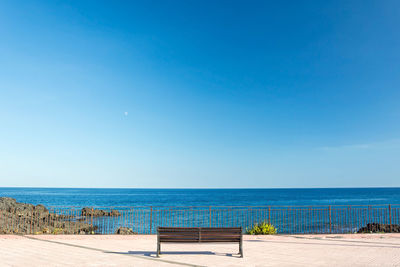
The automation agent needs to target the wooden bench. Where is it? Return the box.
[157,227,243,257]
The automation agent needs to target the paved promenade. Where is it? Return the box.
[0,234,399,266]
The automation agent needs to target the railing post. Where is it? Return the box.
[329,206,332,234]
[150,206,153,234]
[190,207,193,227]
[368,205,371,223]
[209,206,211,227]
[309,207,312,234]
[268,206,271,224]
[389,204,392,232]
[31,206,34,234]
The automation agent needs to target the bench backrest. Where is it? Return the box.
[157,227,242,243]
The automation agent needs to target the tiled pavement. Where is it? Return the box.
[0,234,399,266]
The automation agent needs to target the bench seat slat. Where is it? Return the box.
[162,240,239,243]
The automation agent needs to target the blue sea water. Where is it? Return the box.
[0,187,399,208]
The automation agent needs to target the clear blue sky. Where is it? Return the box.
[0,0,399,188]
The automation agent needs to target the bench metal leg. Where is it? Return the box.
[239,236,243,257]
[157,233,160,257]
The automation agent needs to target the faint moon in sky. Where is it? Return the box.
[124,111,128,116]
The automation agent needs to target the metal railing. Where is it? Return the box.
[1,204,399,234]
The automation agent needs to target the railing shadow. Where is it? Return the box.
[259,239,400,249]
[22,236,207,266]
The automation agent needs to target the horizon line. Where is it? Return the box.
[1,186,399,190]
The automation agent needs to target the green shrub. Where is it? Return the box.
[246,222,277,235]
[52,228,64,235]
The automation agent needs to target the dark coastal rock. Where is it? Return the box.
[0,197,98,234]
[357,223,400,233]
[115,227,137,235]
[0,197,49,219]
[81,207,121,217]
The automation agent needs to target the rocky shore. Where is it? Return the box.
[357,223,400,233]
[0,197,133,234]
[81,207,121,217]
